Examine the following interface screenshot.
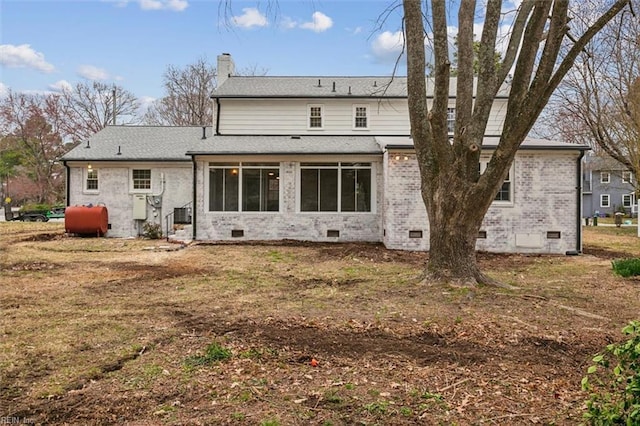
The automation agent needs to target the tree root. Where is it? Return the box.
[420,266,520,290]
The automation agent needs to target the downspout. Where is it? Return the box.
[63,161,70,207]
[191,155,197,241]
[573,150,586,255]
[215,98,221,136]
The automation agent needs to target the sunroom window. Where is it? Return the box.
[208,163,280,212]
[300,162,371,212]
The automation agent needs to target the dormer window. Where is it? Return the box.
[308,104,324,129]
[622,171,632,183]
[353,105,369,129]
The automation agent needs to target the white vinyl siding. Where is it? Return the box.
[217,98,506,135]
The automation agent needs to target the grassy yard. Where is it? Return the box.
[1,222,639,425]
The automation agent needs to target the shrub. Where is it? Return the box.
[612,258,640,278]
[21,203,52,212]
[142,222,163,239]
[582,321,640,425]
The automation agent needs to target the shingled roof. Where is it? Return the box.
[61,125,586,163]
[61,125,211,162]
[61,126,382,161]
[213,76,511,98]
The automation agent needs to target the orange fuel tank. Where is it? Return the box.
[65,205,109,236]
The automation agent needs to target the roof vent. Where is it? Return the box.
[317,79,322,87]
[332,81,336,93]
[291,135,301,139]
[373,81,377,87]
[201,126,206,140]
[116,146,122,155]
[348,86,352,95]
[85,140,91,148]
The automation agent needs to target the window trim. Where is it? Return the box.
[479,160,514,206]
[622,193,635,208]
[130,169,152,193]
[352,104,369,130]
[600,171,610,184]
[447,107,456,134]
[83,167,99,194]
[600,194,610,208]
[206,162,281,213]
[307,104,324,130]
[297,162,375,213]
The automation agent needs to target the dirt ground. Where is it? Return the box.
[1,223,639,425]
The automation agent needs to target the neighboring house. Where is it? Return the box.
[582,153,636,218]
[61,53,589,254]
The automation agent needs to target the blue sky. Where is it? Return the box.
[0,0,409,104]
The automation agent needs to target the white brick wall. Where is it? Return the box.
[68,163,192,238]
[194,160,383,242]
[382,151,581,254]
[68,151,581,254]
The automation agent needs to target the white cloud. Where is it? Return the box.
[138,0,188,11]
[77,65,110,81]
[109,0,187,11]
[300,11,333,33]
[0,44,55,73]
[280,16,297,30]
[370,30,405,63]
[49,80,73,93]
[137,95,156,116]
[231,7,268,29]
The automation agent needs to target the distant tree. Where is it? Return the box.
[143,57,268,126]
[545,0,639,182]
[60,81,140,141]
[143,57,217,126]
[0,144,22,203]
[0,90,73,204]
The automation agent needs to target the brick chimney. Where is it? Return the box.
[217,53,235,87]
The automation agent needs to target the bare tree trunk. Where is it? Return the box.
[403,0,630,287]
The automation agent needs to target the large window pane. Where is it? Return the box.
[242,169,261,211]
[301,169,319,211]
[319,169,338,211]
[209,169,224,211]
[264,169,280,211]
[224,169,239,211]
[341,169,356,211]
[356,169,371,211]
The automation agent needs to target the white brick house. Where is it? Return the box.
[61,53,588,254]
